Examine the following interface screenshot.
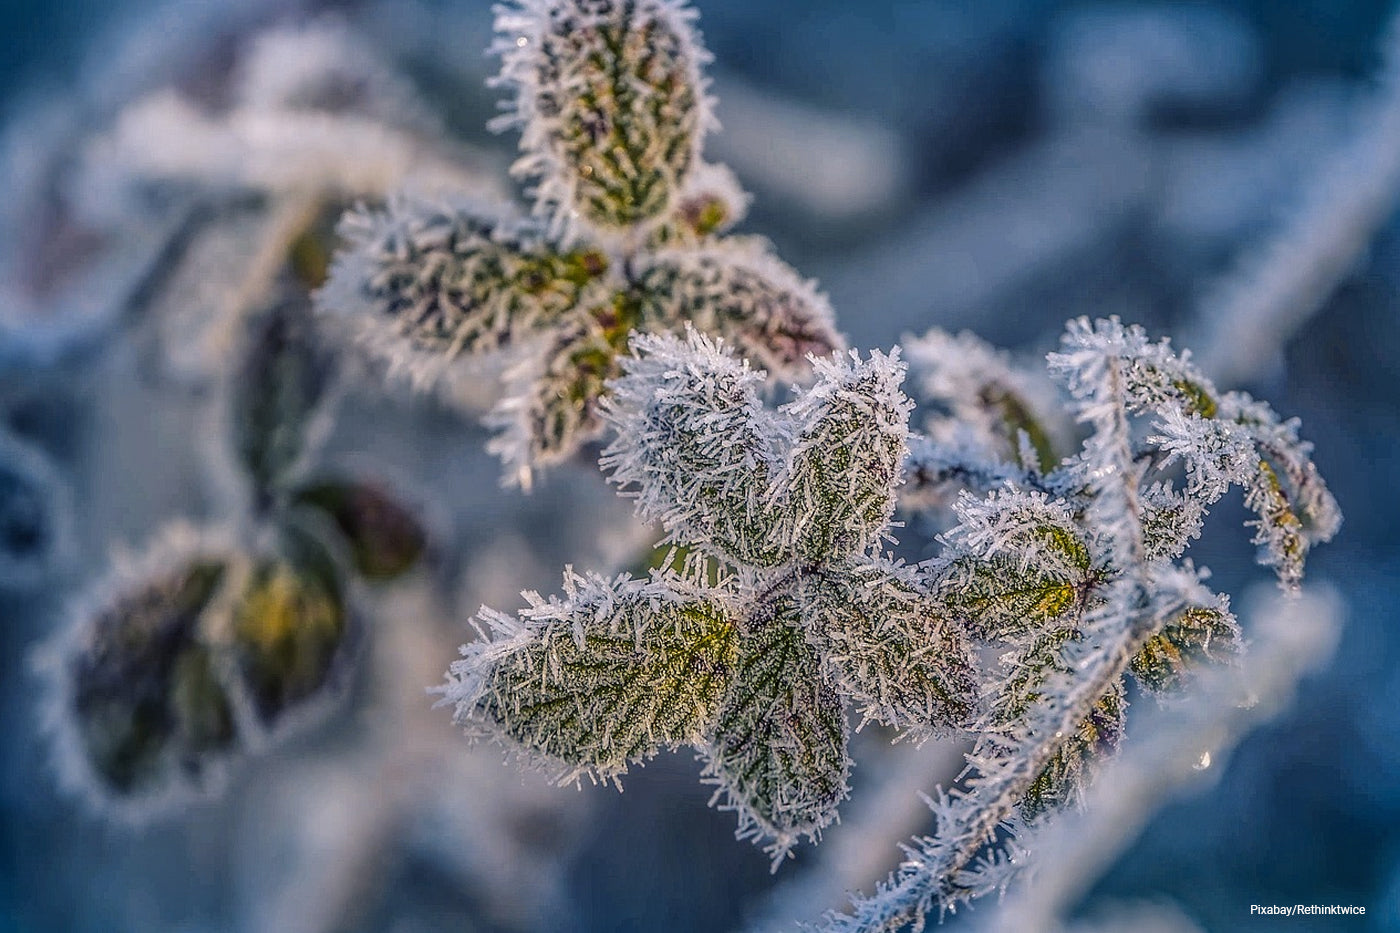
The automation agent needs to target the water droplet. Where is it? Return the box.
[516,37,529,47]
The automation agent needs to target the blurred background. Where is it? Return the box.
[0,0,1397,930]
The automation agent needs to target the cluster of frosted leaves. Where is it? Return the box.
[821,319,1336,933]
[319,194,841,482]
[1049,316,1340,590]
[315,0,844,482]
[48,302,427,817]
[444,330,977,862]
[491,0,716,241]
[913,318,1329,825]
[47,526,344,815]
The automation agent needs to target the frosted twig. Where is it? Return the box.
[985,585,1343,932]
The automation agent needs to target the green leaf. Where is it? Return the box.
[1130,605,1240,694]
[294,477,426,581]
[705,594,850,850]
[801,560,977,733]
[497,318,626,472]
[782,352,910,564]
[980,381,1058,469]
[513,0,706,230]
[599,329,790,568]
[227,529,350,729]
[465,580,738,778]
[990,623,1081,727]
[232,301,336,508]
[941,555,1082,642]
[69,558,237,797]
[632,243,842,380]
[323,200,611,365]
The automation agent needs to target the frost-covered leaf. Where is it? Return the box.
[989,623,1081,727]
[1020,681,1125,820]
[939,488,1095,641]
[781,348,912,563]
[63,552,238,802]
[1049,316,1219,422]
[601,329,788,567]
[801,559,977,734]
[704,593,849,858]
[906,328,1062,469]
[317,196,609,381]
[1130,605,1240,694]
[633,240,842,379]
[492,0,714,238]
[441,571,736,779]
[293,476,426,581]
[1223,393,1341,590]
[490,319,625,480]
[232,299,337,507]
[227,529,350,729]
[1139,481,1206,563]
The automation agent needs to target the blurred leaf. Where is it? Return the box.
[232,300,337,509]
[69,559,236,797]
[228,529,349,728]
[294,476,426,581]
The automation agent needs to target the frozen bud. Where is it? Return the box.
[649,162,751,244]
[441,571,737,779]
[633,240,842,380]
[703,593,850,862]
[293,476,427,581]
[318,197,609,383]
[227,531,351,730]
[492,0,714,238]
[781,348,912,563]
[61,550,238,806]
